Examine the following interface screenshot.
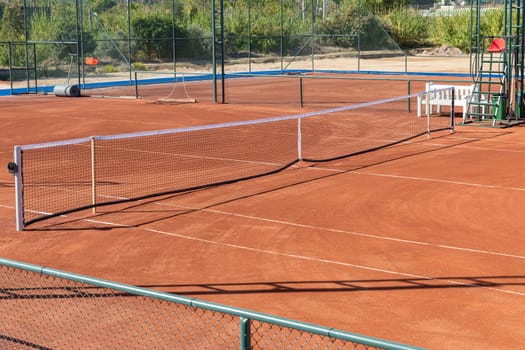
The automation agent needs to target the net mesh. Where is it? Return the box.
[17,91,453,227]
[301,98,430,162]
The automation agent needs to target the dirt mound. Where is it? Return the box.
[419,45,464,56]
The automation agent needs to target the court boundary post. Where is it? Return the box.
[299,77,304,107]
[297,118,303,161]
[426,102,431,138]
[451,87,456,132]
[13,146,24,231]
[134,71,139,99]
[407,80,411,112]
[91,137,97,213]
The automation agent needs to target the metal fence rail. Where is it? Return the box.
[0,257,423,350]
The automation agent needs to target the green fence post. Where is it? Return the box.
[248,0,252,73]
[240,317,251,350]
[211,0,217,103]
[134,71,138,99]
[8,42,13,94]
[127,0,132,83]
[300,76,304,107]
[280,0,283,73]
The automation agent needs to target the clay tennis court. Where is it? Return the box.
[1,74,525,349]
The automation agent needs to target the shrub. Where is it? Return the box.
[102,64,117,73]
[0,3,24,66]
[481,8,504,36]
[431,12,471,52]
[132,15,189,61]
[0,2,509,67]
[317,3,362,49]
[0,2,24,41]
[384,7,430,48]
[182,24,210,59]
[94,29,129,61]
[318,3,403,53]
[91,0,117,14]
[132,61,146,71]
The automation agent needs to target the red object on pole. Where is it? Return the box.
[488,38,506,53]
[85,57,99,66]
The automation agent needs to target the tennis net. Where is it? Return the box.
[10,90,454,230]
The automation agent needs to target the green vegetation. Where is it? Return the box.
[131,61,146,71]
[384,7,430,48]
[0,0,507,69]
[0,2,25,66]
[102,64,118,73]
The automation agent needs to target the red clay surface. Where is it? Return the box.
[1,75,525,349]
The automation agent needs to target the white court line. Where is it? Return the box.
[154,202,525,261]
[454,144,525,153]
[77,216,525,297]
[84,218,135,228]
[10,195,525,262]
[3,201,524,297]
[308,166,525,192]
[447,134,525,151]
[447,135,484,140]
[355,171,525,192]
[67,116,173,127]
[140,226,525,297]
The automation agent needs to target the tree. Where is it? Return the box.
[132,15,188,60]
[0,1,25,41]
[91,0,117,14]
[0,2,26,66]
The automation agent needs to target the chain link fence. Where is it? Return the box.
[0,257,422,350]
[0,0,414,97]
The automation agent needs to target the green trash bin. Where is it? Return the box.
[494,93,507,120]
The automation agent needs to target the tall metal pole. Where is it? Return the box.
[23,0,30,92]
[518,0,525,119]
[517,0,525,119]
[127,0,132,83]
[311,0,315,71]
[171,0,176,76]
[248,0,251,73]
[280,0,283,73]
[506,0,514,119]
[357,0,361,72]
[8,43,13,93]
[74,0,81,88]
[220,0,225,103]
[212,0,217,103]
[78,0,84,87]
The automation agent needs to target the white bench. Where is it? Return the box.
[417,82,476,118]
